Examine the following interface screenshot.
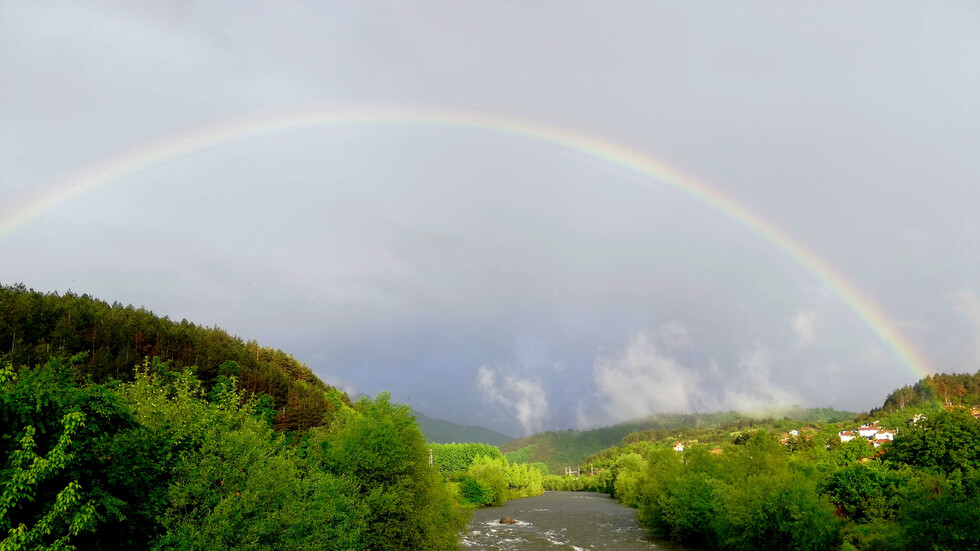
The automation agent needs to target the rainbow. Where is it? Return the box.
[0,104,932,378]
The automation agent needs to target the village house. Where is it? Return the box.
[838,421,898,447]
[858,422,880,439]
[875,429,896,441]
[673,442,685,452]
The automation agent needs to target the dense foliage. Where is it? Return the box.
[540,385,980,551]
[874,371,980,415]
[502,407,854,474]
[0,355,467,550]
[429,443,544,508]
[430,443,504,475]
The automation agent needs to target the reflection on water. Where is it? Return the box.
[460,491,694,550]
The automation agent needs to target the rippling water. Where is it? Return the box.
[460,491,694,550]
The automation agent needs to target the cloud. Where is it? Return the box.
[477,366,549,436]
[717,346,800,412]
[590,333,700,425]
[587,333,801,427]
[792,310,819,349]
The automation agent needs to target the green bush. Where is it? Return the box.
[457,476,495,507]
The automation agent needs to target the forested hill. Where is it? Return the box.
[0,283,349,432]
[874,370,980,414]
[413,410,513,446]
[502,407,855,473]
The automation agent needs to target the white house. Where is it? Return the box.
[858,426,879,439]
[875,430,896,441]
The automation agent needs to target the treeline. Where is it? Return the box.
[544,405,980,550]
[876,371,980,414]
[430,443,546,508]
[502,407,854,474]
[0,283,349,432]
[0,356,467,550]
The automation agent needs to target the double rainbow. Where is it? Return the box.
[0,105,932,379]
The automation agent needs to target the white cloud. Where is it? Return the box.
[587,335,802,427]
[717,346,800,412]
[590,333,700,426]
[792,310,819,349]
[477,366,549,436]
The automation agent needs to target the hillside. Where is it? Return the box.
[507,372,980,474]
[535,376,980,551]
[1,323,466,550]
[873,370,980,413]
[0,283,349,432]
[413,410,513,446]
[502,406,854,473]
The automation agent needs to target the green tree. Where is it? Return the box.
[611,452,645,507]
[321,393,466,550]
[715,468,842,551]
[636,447,684,537]
[822,461,909,523]
[898,468,980,551]
[0,415,96,551]
[0,357,174,549]
[0,361,96,551]
[659,471,720,548]
[502,460,543,499]
[123,364,364,550]
[887,408,980,474]
[430,443,503,475]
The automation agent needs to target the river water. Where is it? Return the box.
[460,491,694,550]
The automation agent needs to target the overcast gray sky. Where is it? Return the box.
[2,1,979,436]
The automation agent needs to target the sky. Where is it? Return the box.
[2,1,979,436]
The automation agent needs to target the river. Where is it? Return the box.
[460,491,695,550]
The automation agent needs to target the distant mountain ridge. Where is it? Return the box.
[412,410,513,446]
